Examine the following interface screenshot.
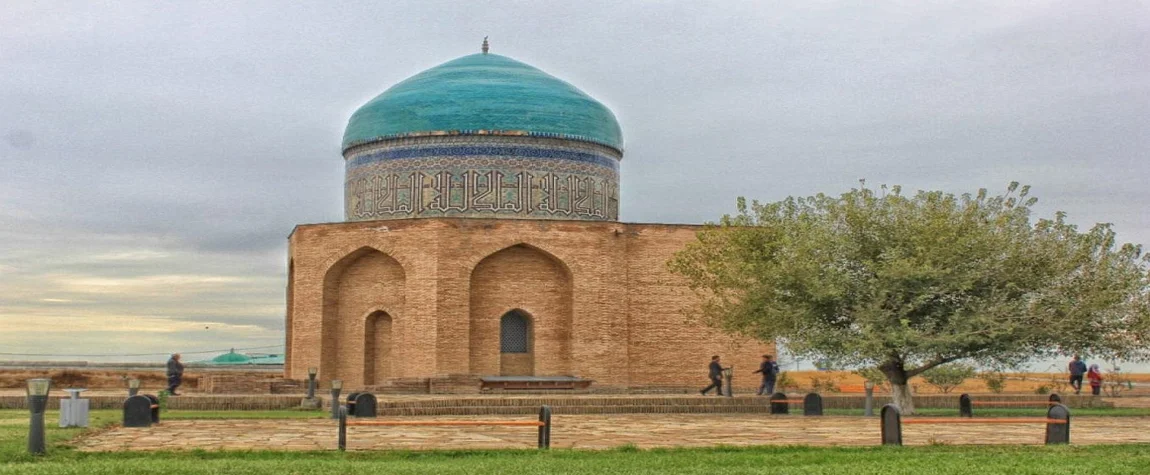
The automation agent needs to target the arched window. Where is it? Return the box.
[500,311,531,354]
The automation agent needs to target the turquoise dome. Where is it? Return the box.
[342,53,623,152]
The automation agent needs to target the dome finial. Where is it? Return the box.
[481,36,489,54]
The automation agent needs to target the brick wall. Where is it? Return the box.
[471,244,571,377]
[287,218,775,391]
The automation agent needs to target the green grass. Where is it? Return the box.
[2,409,1149,474]
[6,445,1150,475]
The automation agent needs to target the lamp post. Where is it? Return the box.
[128,378,140,397]
[722,366,734,398]
[330,380,343,420]
[864,380,876,417]
[307,367,318,400]
[27,378,51,455]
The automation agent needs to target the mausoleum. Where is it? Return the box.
[285,42,772,392]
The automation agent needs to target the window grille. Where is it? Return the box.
[500,311,530,353]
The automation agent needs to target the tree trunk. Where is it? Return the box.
[889,383,915,414]
[880,360,916,414]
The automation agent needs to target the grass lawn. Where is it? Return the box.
[2,409,1149,474]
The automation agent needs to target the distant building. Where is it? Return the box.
[285,44,772,391]
[196,349,284,366]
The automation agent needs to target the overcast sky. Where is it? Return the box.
[1,1,1147,368]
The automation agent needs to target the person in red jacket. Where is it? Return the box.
[1087,364,1104,396]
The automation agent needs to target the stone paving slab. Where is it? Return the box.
[74,414,1150,452]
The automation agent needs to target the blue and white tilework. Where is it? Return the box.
[344,136,621,221]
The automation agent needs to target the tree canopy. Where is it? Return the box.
[669,182,1150,412]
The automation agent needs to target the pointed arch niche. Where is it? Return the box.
[321,247,405,387]
[469,244,573,376]
[364,311,394,385]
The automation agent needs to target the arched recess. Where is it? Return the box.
[469,244,572,376]
[321,247,405,387]
[499,310,533,376]
[364,311,394,385]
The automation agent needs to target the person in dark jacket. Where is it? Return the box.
[1068,355,1087,395]
[752,354,779,395]
[700,355,726,396]
[166,353,184,396]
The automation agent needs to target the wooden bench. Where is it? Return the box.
[960,393,1061,417]
[338,405,553,450]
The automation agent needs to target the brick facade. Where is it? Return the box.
[286,218,774,392]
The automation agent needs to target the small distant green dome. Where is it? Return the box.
[343,53,623,152]
[210,351,251,365]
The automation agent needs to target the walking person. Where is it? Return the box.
[166,353,185,396]
[752,354,779,395]
[1068,355,1087,395]
[700,355,726,396]
[1087,364,1104,396]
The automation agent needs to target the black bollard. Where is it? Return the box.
[537,405,552,449]
[802,393,823,416]
[27,378,51,455]
[330,381,343,420]
[769,392,789,414]
[880,404,902,446]
[1045,404,1070,445]
[337,406,348,451]
[352,393,377,418]
[724,367,734,398]
[959,393,973,418]
[306,367,317,400]
[864,382,875,417]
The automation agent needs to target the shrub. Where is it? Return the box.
[1035,385,1051,395]
[1048,371,1070,395]
[776,372,799,392]
[979,371,1007,394]
[922,363,975,394]
[1104,367,1133,397]
[809,376,840,393]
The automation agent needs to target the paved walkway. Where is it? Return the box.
[75,414,1150,451]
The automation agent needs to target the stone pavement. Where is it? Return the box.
[74,414,1150,452]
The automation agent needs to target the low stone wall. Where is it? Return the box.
[0,395,308,411]
[0,392,1114,412]
[199,374,303,394]
[817,393,1112,409]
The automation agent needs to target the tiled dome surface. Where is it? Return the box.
[343,53,623,152]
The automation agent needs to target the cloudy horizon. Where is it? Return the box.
[2,1,1147,370]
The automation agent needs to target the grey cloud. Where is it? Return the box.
[1,1,1147,367]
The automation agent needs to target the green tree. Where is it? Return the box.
[978,370,1007,394]
[921,363,975,394]
[669,182,1150,413]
